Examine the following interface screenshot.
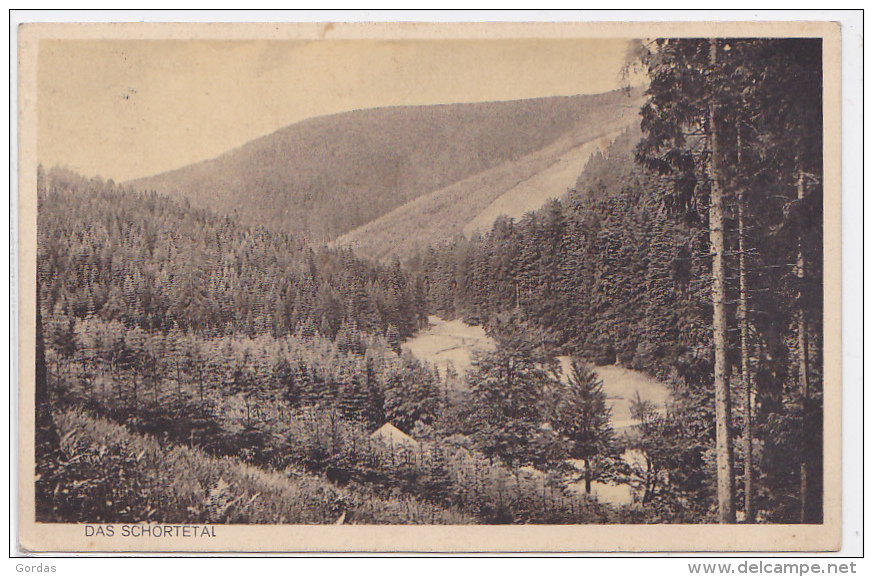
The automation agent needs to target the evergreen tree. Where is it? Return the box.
[385,324,402,356]
[635,37,738,522]
[550,360,614,493]
[465,342,559,468]
[383,358,442,434]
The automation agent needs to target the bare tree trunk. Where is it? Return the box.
[585,457,592,494]
[796,171,811,523]
[198,363,204,404]
[176,361,182,402]
[132,372,138,409]
[35,297,51,428]
[738,127,755,523]
[708,38,736,524]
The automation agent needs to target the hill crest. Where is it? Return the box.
[127,89,642,244]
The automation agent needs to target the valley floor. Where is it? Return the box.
[404,316,671,429]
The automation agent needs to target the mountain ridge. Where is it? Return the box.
[126,89,642,244]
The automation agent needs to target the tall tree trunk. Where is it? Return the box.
[738,127,755,523]
[35,294,51,428]
[708,38,736,524]
[584,457,592,494]
[796,171,811,523]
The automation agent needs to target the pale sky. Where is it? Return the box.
[38,38,639,182]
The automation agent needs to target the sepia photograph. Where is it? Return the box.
[16,19,844,553]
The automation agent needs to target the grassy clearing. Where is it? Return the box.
[39,408,472,525]
[403,317,671,429]
[555,358,671,430]
[401,316,496,379]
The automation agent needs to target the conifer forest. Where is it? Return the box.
[35,37,824,525]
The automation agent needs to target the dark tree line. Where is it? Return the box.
[635,37,823,523]
[37,167,427,342]
[413,127,709,379]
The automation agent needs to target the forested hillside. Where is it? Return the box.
[129,90,637,243]
[411,37,824,523]
[35,167,638,525]
[412,130,710,377]
[38,167,426,341]
[335,114,639,262]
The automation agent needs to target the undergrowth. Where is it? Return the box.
[37,408,472,525]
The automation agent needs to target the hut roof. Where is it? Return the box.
[370,423,419,448]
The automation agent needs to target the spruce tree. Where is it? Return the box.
[551,360,614,493]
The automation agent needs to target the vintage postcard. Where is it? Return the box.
[17,20,842,553]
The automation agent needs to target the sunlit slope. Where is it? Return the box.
[336,102,642,261]
[462,128,627,236]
